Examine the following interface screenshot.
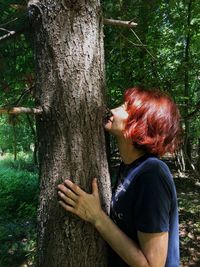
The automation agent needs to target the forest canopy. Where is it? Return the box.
[0,0,200,168]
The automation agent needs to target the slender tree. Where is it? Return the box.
[28,0,111,266]
[183,0,192,165]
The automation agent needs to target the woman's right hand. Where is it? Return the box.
[57,178,104,226]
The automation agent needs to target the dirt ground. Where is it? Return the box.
[174,177,200,267]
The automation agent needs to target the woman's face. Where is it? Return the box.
[104,103,129,136]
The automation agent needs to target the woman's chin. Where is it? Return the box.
[104,121,112,131]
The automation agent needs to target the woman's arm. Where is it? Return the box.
[58,179,168,267]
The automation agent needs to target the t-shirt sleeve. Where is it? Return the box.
[133,165,172,233]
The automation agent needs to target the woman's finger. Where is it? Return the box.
[57,184,78,202]
[58,191,76,207]
[92,178,99,197]
[58,200,76,214]
[64,179,84,196]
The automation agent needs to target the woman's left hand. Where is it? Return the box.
[57,178,102,225]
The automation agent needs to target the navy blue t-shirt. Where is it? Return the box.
[108,154,179,267]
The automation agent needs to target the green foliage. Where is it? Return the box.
[0,1,35,157]
[0,115,35,155]
[0,154,38,266]
[103,1,187,92]
[0,154,38,219]
[0,1,34,106]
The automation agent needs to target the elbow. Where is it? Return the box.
[141,263,150,267]
[130,260,150,267]
[134,259,164,267]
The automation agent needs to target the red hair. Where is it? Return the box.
[123,86,182,156]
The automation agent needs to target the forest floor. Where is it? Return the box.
[0,156,200,266]
[175,176,200,267]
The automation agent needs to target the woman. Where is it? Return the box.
[57,86,182,267]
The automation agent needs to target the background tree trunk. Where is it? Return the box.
[28,0,111,266]
[196,138,200,175]
[12,123,17,160]
[26,114,38,165]
[183,0,192,167]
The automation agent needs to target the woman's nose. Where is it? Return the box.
[111,106,120,114]
[110,108,115,115]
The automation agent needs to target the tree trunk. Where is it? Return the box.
[137,0,149,84]
[12,122,17,160]
[196,138,200,174]
[183,0,192,167]
[26,114,38,165]
[28,1,111,266]
[175,148,186,176]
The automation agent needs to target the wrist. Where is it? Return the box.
[93,210,107,229]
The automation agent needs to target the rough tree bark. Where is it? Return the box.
[28,0,111,266]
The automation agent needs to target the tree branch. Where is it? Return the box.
[130,28,157,61]
[119,33,147,47]
[0,18,137,44]
[9,86,35,107]
[0,107,43,115]
[0,27,13,33]
[0,27,27,43]
[104,18,137,28]
[0,17,18,27]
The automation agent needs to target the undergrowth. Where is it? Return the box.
[0,153,38,267]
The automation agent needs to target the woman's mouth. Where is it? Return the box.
[103,107,113,124]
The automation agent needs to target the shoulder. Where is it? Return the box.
[139,157,172,177]
[135,157,174,189]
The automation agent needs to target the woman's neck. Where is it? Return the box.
[116,136,145,165]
